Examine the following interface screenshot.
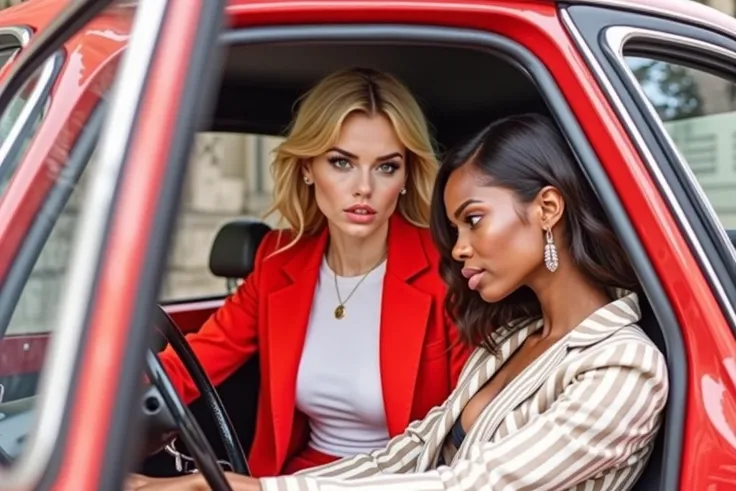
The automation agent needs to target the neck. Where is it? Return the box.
[528,260,610,340]
[325,221,389,277]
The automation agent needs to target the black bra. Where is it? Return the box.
[449,418,467,449]
[437,419,467,467]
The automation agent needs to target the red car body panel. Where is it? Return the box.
[0,0,732,489]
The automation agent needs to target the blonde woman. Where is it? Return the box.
[156,68,471,478]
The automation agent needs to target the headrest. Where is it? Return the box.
[209,218,272,279]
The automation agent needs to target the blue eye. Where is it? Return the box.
[378,162,399,174]
[328,157,352,169]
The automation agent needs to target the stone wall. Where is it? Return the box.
[160,133,284,301]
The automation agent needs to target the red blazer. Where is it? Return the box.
[159,214,471,477]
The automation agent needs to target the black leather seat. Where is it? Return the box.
[209,217,272,289]
[630,294,666,491]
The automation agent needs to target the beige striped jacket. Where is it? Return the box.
[260,292,669,491]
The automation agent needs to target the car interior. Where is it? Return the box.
[138,37,687,491]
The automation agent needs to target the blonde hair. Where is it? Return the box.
[264,67,438,250]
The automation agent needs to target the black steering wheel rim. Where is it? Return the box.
[145,350,233,491]
[147,306,250,478]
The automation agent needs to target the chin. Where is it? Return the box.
[338,222,382,240]
[477,284,513,304]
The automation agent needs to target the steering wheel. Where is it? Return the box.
[142,305,249,490]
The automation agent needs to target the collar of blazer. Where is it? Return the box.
[415,291,642,470]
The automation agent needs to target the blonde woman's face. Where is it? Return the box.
[303,112,407,240]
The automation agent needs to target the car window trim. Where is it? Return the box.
[0,1,167,488]
[562,0,736,43]
[599,25,736,335]
[0,52,62,185]
[0,26,31,51]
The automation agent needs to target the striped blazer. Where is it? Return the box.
[260,292,669,491]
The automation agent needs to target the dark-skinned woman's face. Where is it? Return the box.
[443,164,551,303]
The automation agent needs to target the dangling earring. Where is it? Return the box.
[303,176,312,185]
[400,187,407,195]
[544,226,559,272]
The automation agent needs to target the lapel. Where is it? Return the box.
[416,291,642,469]
[456,323,565,461]
[379,215,433,436]
[266,228,328,465]
[415,321,539,471]
[457,292,642,460]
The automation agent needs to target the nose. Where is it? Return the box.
[452,231,473,262]
[353,167,373,198]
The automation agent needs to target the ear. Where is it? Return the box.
[301,159,314,182]
[536,185,565,229]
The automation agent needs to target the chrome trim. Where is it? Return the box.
[559,10,736,330]
[0,26,32,47]
[562,0,736,42]
[0,55,57,166]
[0,26,44,171]
[0,0,168,487]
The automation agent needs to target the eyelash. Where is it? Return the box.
[327,157,400,174]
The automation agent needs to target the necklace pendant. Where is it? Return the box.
[334,304,345,319]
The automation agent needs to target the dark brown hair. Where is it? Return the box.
[430,114,640,352]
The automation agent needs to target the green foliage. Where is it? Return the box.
[630,58,705,121]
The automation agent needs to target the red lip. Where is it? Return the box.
[344,204,377,214]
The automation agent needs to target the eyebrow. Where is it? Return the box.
[453,199,482,219]
[327,147,404,161]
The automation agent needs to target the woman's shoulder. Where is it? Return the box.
[577,322,668,379]
[256,228,321,266]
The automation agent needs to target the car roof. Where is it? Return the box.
[560,0,736,38]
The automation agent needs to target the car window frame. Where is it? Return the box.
[609,27,736,296]
[0,1,168,487]
[606,29,736,333]
[563,5,736,339]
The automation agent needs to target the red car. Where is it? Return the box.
[0,0,734,489]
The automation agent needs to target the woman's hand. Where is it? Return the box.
[124,473,206,491]
[124,472,263,491]
[224,472,264,490]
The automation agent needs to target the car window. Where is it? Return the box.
[160,132,283,302]
[0,45,18,68]
[0,2,136,467]
[626,56,736,228]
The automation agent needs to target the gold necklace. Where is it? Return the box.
[332,254,386,320]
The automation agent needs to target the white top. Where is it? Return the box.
[295,257,390,457]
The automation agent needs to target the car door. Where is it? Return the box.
[0,0,226,490]
[562,3,736,489]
